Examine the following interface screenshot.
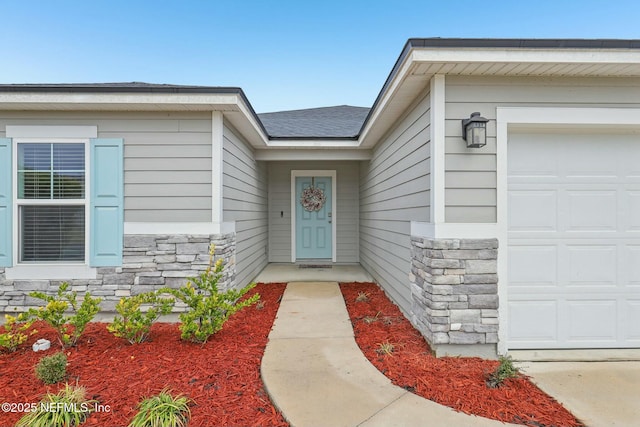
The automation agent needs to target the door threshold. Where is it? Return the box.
[297,262,333,269]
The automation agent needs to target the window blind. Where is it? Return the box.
[17,142,86,263]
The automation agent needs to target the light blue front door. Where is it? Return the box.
[295,176,332,259]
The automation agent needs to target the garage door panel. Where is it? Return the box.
[566,300,617,343]
[566,245,617,287]
[624,300,640,341]
[565,141,617,178]
[508,245,557,286]
[623,246,640,287]
[508,132,640,349]
[509,190,557,231]
[508,138,558,178]
[566,190,617,231]
[626,191,640,230]
[508,300,557,344]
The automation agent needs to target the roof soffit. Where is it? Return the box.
[358,45,640,148]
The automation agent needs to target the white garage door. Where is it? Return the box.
[508,132,640,349]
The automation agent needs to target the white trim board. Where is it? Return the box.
[11,138,91,269]
[124,221,236,235]
[495,106,640,355]
[211,112,224,227]
[5,265,97,280]
[6,125,97,138]
[429,74,446,224]
[290,170,337,263]
[411,222,498,239]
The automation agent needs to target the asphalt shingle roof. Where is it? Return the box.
[258,105,370,139]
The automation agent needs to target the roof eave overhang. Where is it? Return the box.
[0,90,272,148]
[358,45,640,148]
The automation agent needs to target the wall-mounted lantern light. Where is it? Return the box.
[462,112,489,148]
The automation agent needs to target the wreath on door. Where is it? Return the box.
[300,184,326,212]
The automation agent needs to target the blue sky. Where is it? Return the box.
[2,0,639,113]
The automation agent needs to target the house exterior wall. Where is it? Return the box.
[359,91,431,314]
[444,76,640,223]
[222,124,268,287]
[0,112,244,314]
[268,161,359,263]
[0,111,213,223]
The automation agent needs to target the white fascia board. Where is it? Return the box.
[234,96,270,147]
[358,51,418,146]
[266,139,361,148]
[254,148,372,161]
[411,48,640,65]
[0,92,242,108]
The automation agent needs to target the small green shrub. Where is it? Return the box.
[29,282,102,348]
[485,355,520,388]
[161,244,260,344]
[0,312,36,352]
[16,383,96,427]
[108,292,174,344]
[35,351,68,384]
[128,389,191,427]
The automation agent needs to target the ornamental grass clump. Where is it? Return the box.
[376,341,395,356]
[29,282,102,348]
[128,389,191,427]
[108,292,175,344]
[15,383,96,427]
[0,312,36,352]
[35,351,68,384]
[161,244,260,344]
[485,355,521,388]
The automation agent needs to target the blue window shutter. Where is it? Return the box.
[90,138,123,266]
[0,138,12,267]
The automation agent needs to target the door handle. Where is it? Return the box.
[328,220,332,223]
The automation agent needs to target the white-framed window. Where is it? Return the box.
[14,138,90,264]
[1,130,123,278]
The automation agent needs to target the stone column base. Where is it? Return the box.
[409,236,499,359]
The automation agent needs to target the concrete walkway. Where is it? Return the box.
[261,282,519,427]
[522,361,640,427]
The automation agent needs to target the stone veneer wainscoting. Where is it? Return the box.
[0,234,236,313]
[410,237,499,359]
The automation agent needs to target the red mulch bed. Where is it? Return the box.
[0,283,288,427]
[340,282,585,427]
